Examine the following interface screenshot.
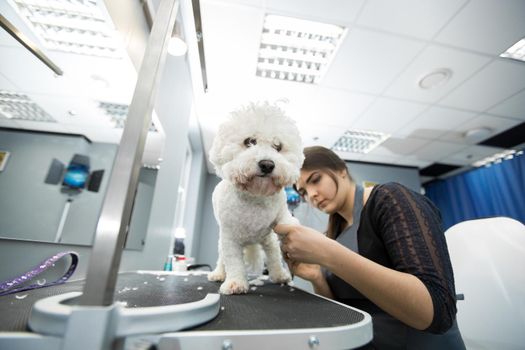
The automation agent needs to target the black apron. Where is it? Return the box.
[323,185,465,350]
[323,184,366,300]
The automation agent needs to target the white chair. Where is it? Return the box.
[445,217,525,350]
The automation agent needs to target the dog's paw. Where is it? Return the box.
[279,216,300,226]
[219,279,249,295]
[269,269,291,284]
[208,269,226,282]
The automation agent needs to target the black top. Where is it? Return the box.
[327,182,465,349]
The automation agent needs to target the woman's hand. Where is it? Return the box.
[287,260,322,283]
[276,225,335,298]
[275,224,338,299]
[274,223,332,265]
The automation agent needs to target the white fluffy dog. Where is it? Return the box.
[208,102,304,295]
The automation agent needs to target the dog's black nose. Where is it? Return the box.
[258,160,275,174]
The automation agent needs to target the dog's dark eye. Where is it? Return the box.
[272,142,282,152]
[243,138,257,147]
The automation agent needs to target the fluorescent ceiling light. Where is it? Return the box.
[0,90,56,122]
[98,101,158,132]
[472,149,522,167]
[500,38,525,62]
[332,129,390,154]
[256,14,346,84]
[9,0,123,58]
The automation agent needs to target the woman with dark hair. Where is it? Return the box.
[275,146,465,349]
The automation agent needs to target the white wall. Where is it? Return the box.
[184,113,209,258]
[0,130,115,244]
[346,161,421,192]
[120,53,196,272]
[194,174,221,266]
[0,132,116,282]
[102,0,150,70]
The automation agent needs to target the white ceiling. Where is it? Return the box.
[1,0,525,178]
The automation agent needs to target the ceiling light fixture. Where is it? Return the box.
[0,90,56,122]
[418,68,453,89]
[167,21,187,56]
[98,101,157,132]
[8,0,123,58]
[256,14,346,84]
[472,149,523,167]
[500,38,525,62]
[332,129,390,154]
[90,74,110,88]
[463,127,492,142]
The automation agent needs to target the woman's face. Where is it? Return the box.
[296,169,345,213]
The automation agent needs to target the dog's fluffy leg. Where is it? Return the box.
[243,244,264,276]
[208,236,226,281]
[208,256,225,282]
[260,233,291,284]
[277,209,300,226]
[219,237,249,294]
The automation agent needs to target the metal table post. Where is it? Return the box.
[80,0,180,307]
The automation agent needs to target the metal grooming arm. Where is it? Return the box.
[0,14,63,76]
[80,0,177,307]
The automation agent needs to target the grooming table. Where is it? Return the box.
[0,271,372,349]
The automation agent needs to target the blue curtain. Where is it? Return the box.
[424,153,525,230]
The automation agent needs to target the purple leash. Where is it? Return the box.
[0,251,79,297]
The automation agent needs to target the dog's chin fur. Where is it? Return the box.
[207,102,304,295]
[238,176,282,196]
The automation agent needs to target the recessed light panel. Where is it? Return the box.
[9,0,122,58]
[332,129,390,154]
[0,90,56,122]
[98,101,157,132]
[256,14,346,84]
[500,38,525,62]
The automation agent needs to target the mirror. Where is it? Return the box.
[0,1,161,249]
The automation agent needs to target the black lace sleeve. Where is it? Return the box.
[368,182,457,334]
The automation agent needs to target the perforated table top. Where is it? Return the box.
[0,271,366,333]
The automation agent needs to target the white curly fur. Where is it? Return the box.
[207,102,304,294]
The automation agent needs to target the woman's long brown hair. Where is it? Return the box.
[296,146,354,239]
